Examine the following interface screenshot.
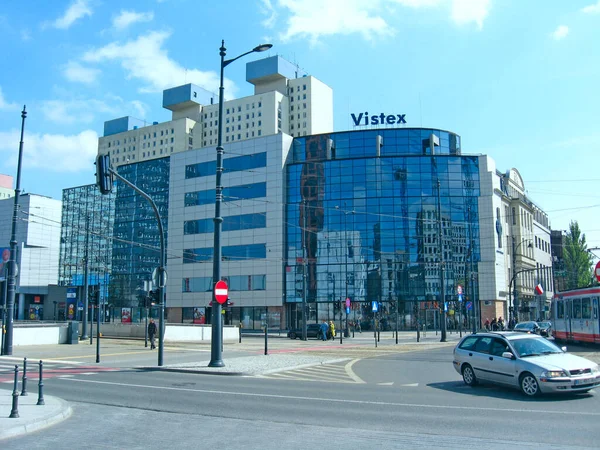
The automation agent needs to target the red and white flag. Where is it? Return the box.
[535,284,544,295]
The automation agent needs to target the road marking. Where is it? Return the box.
[378,382,394,386]
[401,383,419,387]
[345,359,366,384]
[59,378,600,417]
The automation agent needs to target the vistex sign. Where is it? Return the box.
[351,112,407,126]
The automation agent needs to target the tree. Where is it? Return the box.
[563,221,593,289]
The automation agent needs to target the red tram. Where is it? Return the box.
[552,287,600,344]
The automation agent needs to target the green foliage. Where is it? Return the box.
[564,221,593,289]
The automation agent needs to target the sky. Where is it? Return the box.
[0,0,599,247]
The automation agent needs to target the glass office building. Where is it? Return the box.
[285,128,481,331]
[59,184,115,320]
[111,157,170,319]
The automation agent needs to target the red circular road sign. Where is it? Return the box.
[214,280,228,304]
[595,261,600,283]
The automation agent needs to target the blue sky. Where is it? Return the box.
[0,0,599,247]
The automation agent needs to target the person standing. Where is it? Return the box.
[148,318,157,349]
[329,320,336,340]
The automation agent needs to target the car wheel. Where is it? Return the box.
[520,372,540,397]
[289,332,297,339]
[462,364,477,386]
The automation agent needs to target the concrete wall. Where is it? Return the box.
[12,323,240,346]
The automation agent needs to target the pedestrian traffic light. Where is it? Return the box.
[95,153,114,194]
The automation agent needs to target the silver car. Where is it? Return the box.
[453,331,600,396]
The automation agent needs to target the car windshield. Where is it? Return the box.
[515,323,534,330]
[538,322,551,328]
[511,337,563,357]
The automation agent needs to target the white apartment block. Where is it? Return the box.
[97,55,333,169]
[0,194,62,319]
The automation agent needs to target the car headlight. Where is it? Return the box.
[591,366,600,375]
[541,370,568,378]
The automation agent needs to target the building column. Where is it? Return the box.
[17,293,25,320]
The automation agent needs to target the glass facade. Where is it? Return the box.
[285,128,480,330]
[112,157,170,307]
[59,184,115,320]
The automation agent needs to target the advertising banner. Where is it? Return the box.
[193,307,206,324]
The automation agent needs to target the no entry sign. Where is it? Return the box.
[214,280,228,304]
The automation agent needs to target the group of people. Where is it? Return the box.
[319,320,336,341]
[483,317,505,331]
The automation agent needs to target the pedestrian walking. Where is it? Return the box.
[355,319,362,333]
[329,321,336,340]
[148,318,157,349]
[320,320,328,341]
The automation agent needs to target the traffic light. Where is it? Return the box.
[95,153,114,194]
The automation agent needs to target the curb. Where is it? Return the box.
[0,397,73,441]
[137,366,247,376]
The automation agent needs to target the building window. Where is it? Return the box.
[303,84,306,90]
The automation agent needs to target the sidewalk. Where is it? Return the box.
[0,390,72,441]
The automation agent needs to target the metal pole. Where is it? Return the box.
[96,297,100,363]
[302,199,308,341]
[1,270,7,355]
[4,106,26,356]
[20,357,28,396]
[437,180,447,342]
[395,298,399,344]
[36,360,44,405]
[82,215,90,340]
[10,365,19,418]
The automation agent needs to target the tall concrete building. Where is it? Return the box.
[97,55,333,169]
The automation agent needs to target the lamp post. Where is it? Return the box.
[437,180,447,342]
[209,40,272,367]
[4,106,26,356]
[510,238,532,325]
[336,205,355,342]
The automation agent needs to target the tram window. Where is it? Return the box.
[582,298,591,319]
[593,297,599,319]
[557,300,564,319]
[573,299,582,319]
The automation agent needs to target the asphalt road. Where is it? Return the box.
[2,343,599,449]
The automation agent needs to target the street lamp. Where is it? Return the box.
[209,40,272,368]
[4,106,26,356]
[335,205,355,343]
[510,238,533,324]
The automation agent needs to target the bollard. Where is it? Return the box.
[21,357,28,396]
[9,365,19,418]
[239,323,242,343]
[37,360,45,406]
[264,324,268,355]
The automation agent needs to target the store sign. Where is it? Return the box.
[351,112,407,126]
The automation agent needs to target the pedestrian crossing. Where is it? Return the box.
[0,357,118,383]
[256,361,365,384]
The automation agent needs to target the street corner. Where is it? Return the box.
[0,393,72,441]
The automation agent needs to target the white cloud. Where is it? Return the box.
[112,10,154,30]
[264,0,491,43]
[582,1,600,13]
[63,61,100,84]
[50,0,93,30]
[40,97,149,125]
[260,0,278,28]
[0,87,19,111]
[21,29,31,41]
[552,25,569,40]
[276,0,394,44]
[80,31,230,94]
[450,0,490,30]
[0,129,98,173]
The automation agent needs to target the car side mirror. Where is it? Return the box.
[502,352,515,360]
